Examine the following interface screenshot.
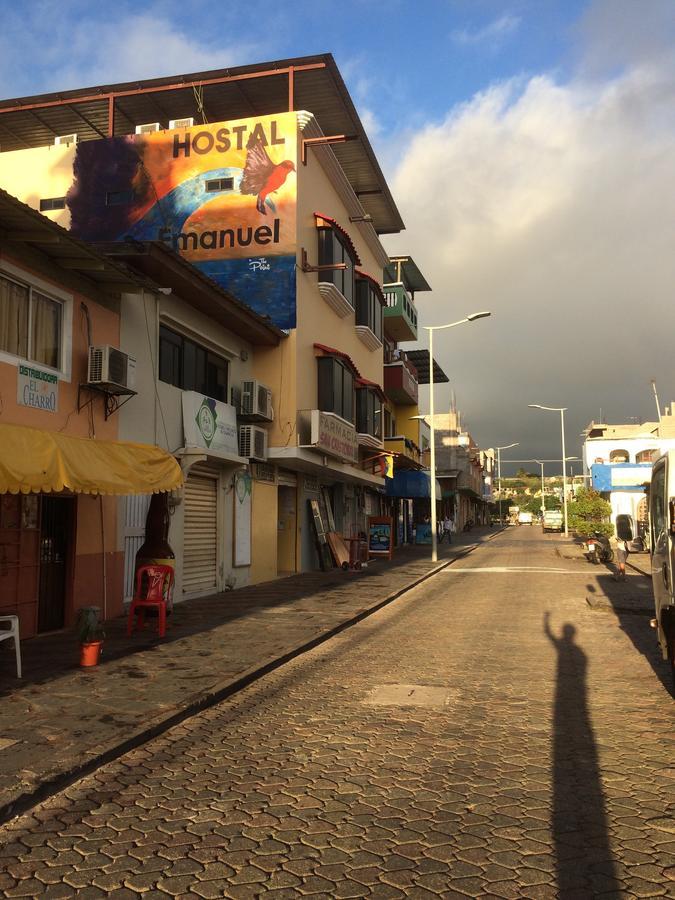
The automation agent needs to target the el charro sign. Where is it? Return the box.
[310,410,357,463]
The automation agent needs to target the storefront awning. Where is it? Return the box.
[385,469,442,499]
[0,424,183,495]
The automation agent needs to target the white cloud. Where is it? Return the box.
[386,55,675,457]
[0,6,260,96]
[451,14,520,49]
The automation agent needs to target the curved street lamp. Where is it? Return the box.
[426,312,491,562]
[494,443,519,523]
[529,404,569,536]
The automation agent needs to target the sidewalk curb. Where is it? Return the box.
[627,558,651,578]
[0,534,497,826]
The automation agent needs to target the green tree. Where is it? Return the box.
[522,495,561,515]
[567,488,612,538]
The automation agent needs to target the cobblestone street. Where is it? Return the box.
[0,528,673,898]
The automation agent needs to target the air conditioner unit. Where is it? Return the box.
[54,133,77,146]
[169,117,194,129]
[230,385,242,415]
[135,122,161,134]
[241,380,273,422]
[239,425,268,462]
[87,345,136,391]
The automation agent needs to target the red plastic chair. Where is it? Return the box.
[127,565,174,638]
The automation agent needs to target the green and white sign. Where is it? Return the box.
[195,398,217,447]
[17,363,59,413]
[182,391,239,457]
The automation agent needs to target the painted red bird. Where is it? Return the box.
[240,141,295,215]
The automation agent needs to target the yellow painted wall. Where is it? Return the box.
[0,143,75,226]
[251,331,297,449]
[295,135,385,411]
[249,480,278,583]
[395,403,421,443]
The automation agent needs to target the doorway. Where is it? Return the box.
[38,496,74,633]
[277,485,297,574]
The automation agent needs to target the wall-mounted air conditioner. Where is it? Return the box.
[54,133,77,146]
[239,425,268,462]
[241,380,273,422]
[135,122,161,134]
[230,385,242,415]
[169,117,194,129]
[87,345,137,391]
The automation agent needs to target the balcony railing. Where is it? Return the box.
[382,282,418,342]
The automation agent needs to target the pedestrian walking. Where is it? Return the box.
[612,533,629,581]
[440,514,453,544]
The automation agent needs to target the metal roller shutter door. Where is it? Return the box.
[183,470,218,594]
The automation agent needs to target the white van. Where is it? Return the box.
[648,451,675,682]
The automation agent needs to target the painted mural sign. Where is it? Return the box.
[67,113,298,329]
[17,363,58,412]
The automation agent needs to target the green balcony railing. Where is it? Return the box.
[382,282,418,341]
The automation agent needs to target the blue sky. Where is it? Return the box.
[2,0,675,466]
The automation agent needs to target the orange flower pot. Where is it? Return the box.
[80,641,102,667]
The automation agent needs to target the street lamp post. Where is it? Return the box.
[426,311,491,562]
[495,443,519,524]
[534,460,546,518]
[528,405,569,536]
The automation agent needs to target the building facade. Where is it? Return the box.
[582,408,675,536]
[0,191,180,638]
[0,56,409,580]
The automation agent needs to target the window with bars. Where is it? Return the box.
[39,197,66,211]
[0,272,62,369]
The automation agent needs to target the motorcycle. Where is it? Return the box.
[463,518,474,532]
[584,531,614,564]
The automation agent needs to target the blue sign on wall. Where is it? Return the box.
[591,463,651,492]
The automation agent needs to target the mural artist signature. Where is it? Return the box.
[248,257,271,272]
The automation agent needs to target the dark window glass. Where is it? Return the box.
[158,325,228,402]
[317,226,355,307]
[159,326,182,388]
[317,357,354,423]
[205,178,234,192]
[317,357,333,412]
[342,367,353,423]
[39,197,66,211]
[356,389,382,437]
[106,190,135,206]
[356,279,383,341]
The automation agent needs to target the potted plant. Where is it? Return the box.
[76,606,104,667]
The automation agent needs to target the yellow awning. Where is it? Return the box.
[0,424,183,495]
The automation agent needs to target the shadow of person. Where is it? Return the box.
[544,613,620,895]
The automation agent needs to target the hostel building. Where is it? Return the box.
[0,55,406,577]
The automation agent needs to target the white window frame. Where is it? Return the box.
[0,260,73,382]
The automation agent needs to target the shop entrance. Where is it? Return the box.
[277,485,297,575]
[38,496,74,633]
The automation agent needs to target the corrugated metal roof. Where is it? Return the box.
[0,54,404,235]
[405,349,450,384]
[0,188,152,294]
[385,256,432,293]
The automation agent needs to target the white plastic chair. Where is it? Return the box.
[0,616,21,678]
